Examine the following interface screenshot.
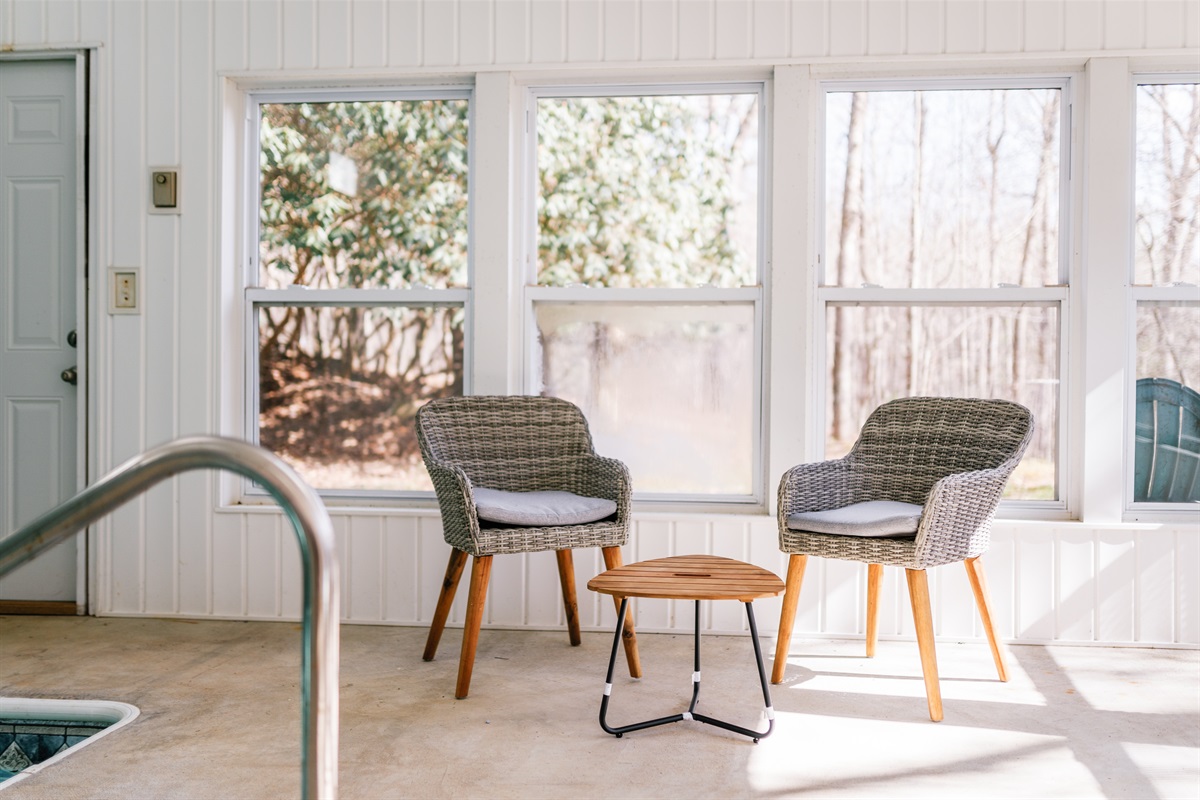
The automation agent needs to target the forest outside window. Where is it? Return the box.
[527,85,765,502]
[247,91,470,496]
[820,80,1069,504]
[1130,77,1199,510]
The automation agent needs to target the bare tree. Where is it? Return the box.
[829,92,866,441]
[906,92,927,395]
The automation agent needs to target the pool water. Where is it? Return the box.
[0,699,139,788]
[0,718,111,778]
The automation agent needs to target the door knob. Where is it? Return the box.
[67,329,77,348]
[61,366,77,385]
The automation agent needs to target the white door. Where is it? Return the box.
[0,58,81,607]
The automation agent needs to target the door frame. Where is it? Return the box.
[0,49,92,614]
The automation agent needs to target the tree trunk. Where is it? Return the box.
[830,92,866,442]
[906,93,926,396]
[1012,93,1059,390]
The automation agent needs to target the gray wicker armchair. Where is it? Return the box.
[772,397,1034,721]
[416,395,640,698]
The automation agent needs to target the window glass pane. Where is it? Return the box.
[1135,83,1200,286]
[258,305,464,491]
[537,93,759,288]
[259,99,469,289]
[825,89,1061,288]
[1133,302,1200,503]
[535,302,755,495]
[826,304,1058,500]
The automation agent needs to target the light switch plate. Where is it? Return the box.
[108,267,140,315]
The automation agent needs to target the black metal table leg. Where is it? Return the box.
[598,598,775,742]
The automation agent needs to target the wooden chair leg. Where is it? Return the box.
[602,545,641,678]
[455,555,493,699]
[905,568,943,722]
[772,554,808,684]
[866,563,883,658]
[556,549,582,646]
[423,548,468,662]
[965,556,1008,682]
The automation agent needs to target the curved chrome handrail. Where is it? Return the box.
[0,437,339,800]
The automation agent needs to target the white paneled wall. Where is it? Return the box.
[10,1,1196,64]
[1,0,1197,646]
[92,507,1200,646]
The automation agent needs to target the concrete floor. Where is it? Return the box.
[0,615,1196,799]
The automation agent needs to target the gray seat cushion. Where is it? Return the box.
[785,500,923,539]
[473,487,617,527]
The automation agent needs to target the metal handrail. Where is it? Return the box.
[0,437,340,800]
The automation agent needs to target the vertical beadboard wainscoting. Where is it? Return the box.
[94,512,1199,648]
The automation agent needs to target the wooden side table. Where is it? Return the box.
[587,554,785,742]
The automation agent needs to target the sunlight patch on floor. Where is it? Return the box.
[746,711,1098,798]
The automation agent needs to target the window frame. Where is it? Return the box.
[240,86,475,504]
[814,75,1076,517]
[522,81,770,508]
[1125,72,1200,520]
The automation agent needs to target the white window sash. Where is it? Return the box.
[527,288,765,507]
[1126,287,1200,517]
[241,291,470,502]
[813,294,1069,517]
[522,83,769,506]
[1124,73,1200,517]
[816,76,1074,289]
[815,78,1074,511]
[242,89,474,502]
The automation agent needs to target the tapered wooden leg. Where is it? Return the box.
[866,563,883,658]
[965,556,1008,682]
[602,546,641,678]
[455,555,493,699]
[556,549,582,646]
[905,568,943,722]
[423,548,468,661]
[772,554,808,684]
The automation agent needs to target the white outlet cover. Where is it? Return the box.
[108,267,140,315]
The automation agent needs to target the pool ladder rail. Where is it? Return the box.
[0,437,340,800]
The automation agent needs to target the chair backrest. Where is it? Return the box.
[846,397,1034,505]
[1134,377,1200,503]
[416,395,597,469]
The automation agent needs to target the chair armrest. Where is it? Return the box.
[913,465,1014,567]
[569,454,632,523]
[776,458,872,530]
[424,460,483,554]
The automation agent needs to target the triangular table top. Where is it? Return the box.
[587,554,784,603]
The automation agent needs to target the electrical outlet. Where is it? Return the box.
[109,268,140,314]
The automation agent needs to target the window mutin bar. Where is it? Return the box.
[251,86,473,105]
[526,286,761,303]
[1129,286,1200,302]
[246,287,471,305]
[817,287,1069,305]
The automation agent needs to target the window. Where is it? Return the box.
[820,80,1070,504]
[1130,77,1200,508]
[247,90,471,496]
[527,86,765,502]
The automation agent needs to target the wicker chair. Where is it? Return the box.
[416,395,641,698]
[772,397,1034,721]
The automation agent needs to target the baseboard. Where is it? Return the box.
[0,600,77,615]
